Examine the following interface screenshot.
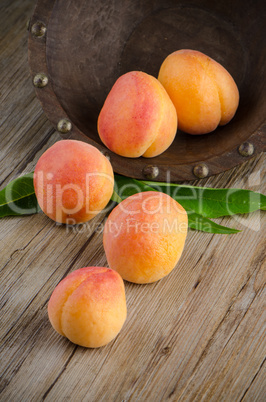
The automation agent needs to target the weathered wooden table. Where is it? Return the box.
[1,1,265,400]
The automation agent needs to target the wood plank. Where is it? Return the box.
[0,0,57,186]
[0,0,265,400]
[1,205,264,400]
[169,250,266,401]
[242,361,266,402]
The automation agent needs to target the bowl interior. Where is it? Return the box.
[43,0,265,179]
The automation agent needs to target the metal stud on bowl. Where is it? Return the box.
[238,142,254,157]
[102,151,111,161]
[31,21,47,38]
[193,163,209,179]
[33,73,48,88]
[57,119,72,134]
[142,165,159,180]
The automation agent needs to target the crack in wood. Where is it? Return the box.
[0,223,49,275]
[0,316,50,392]
[166,258,265,400]
[41,345,78,401]
[57,214,108,283]
[240,358,265,401]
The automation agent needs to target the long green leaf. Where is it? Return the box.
[113,174,156,199]
[187,211,240,234]
[0,172,40,218]
[1,172,264,234]
[110,190,122,204]
[112,175,240,234]
[142,181,266,218]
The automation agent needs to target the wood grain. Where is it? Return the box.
[0,1,265,401]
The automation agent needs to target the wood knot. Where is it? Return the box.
[161,346,171,355]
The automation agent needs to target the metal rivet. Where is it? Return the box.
[102,151,111,161]
[33,73,48,88]
[238,142,254,157]
[31,21,46,38]
[193,163,209,179]
[142,165,159,180]
[57,119,72,134]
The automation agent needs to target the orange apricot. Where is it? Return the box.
[103,191,188,284]
[97,71,178,158]
[34,140,114,224]
[48,267,127,348]
[158,49,239,134]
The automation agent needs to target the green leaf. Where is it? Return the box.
[113,174,156,199]
[143,181,266,218]
[112,175,241,234]
[0,172,264,235]
[0,172,40,218]
[111,190,122,204]
[187,210,240,234]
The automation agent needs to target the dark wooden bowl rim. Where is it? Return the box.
[28,0,266,182]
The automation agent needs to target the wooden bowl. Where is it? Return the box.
[28,0,266,181]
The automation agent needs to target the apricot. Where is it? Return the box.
[158,49,239,134]
[48,267,127,348]
[34,139,114,224]
[97,71,178,158]
[103,191,188,284]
